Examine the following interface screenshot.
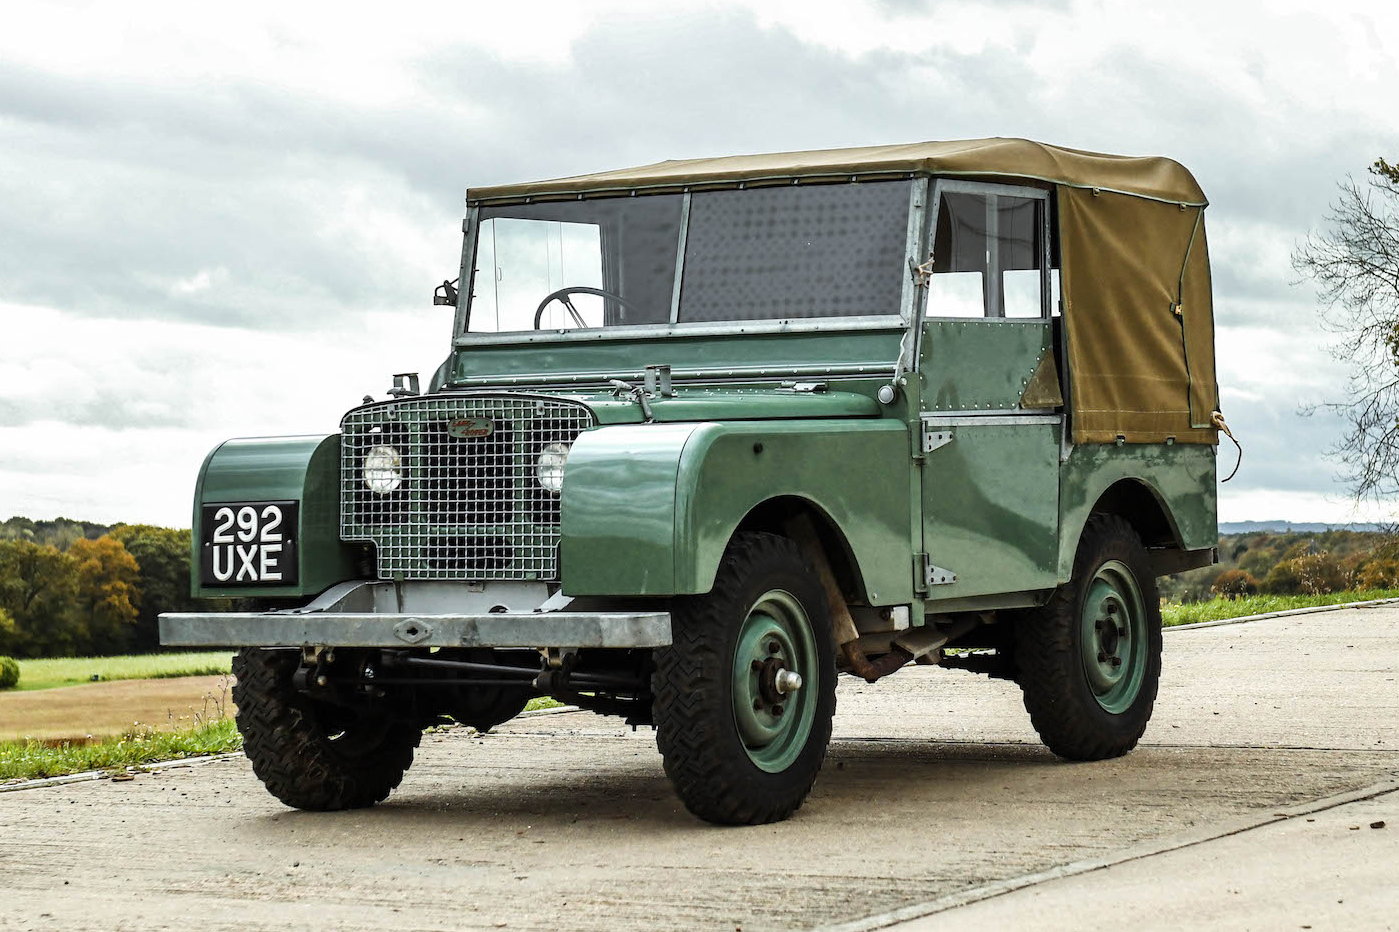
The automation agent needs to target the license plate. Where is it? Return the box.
[200,501,299,586]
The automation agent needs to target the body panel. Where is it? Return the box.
[1057,442,1218,579]
[560,419,913,604]
[674,420,912,603]
[922,421,1062,600]
[452,328,905,387]
[193,434,360,600]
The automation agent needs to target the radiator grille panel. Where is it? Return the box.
[340,395,592,580]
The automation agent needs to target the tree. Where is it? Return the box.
[1211,569,1260,599]
[0,540,84,657]
[1293,159,1399,508]
[109,524,195,651]
[70,537,142,655]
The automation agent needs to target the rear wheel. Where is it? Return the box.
[232,648,421,810]
[652,532,836,825]
[1015,515,1162,760]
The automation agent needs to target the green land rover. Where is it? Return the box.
[161,138,1221,825]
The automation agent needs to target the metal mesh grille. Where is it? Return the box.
[340,395,593,581]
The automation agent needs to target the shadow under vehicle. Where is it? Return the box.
[162,138,1221,825]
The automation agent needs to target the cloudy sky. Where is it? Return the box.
[2,0,1397,527]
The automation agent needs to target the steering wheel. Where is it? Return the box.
[533,286,643,330]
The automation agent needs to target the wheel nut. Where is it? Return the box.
[1117,626,1127,637]
[1111,656,1122,668]
[774,669,804,694]
[1097,652,1107,663]
[767,640,781,655]
[752,697,763,710]
[1106,603,1119,614]
[772,704,783,716]
[751,659,763,672]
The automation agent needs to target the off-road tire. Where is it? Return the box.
[652,532,837,825]
[1016,515,1163,760]
[232,647,421,810]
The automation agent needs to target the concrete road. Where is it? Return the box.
[2,607,1397,932]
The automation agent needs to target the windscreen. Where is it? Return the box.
[468,196,683,333]
[463,180,911,333]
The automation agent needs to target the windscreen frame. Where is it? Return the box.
[454,177,922,348]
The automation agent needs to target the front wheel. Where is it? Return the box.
[1015,515,1163,760]
[652,532,837,825]
[232,648,421,810]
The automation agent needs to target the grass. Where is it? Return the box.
[13,651,233,692]
[1,692,563,781]
[0,718,241,782]
[1162,588,1399,627]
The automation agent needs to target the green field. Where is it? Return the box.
[12,651,234,692]
[1162,589,1399,626]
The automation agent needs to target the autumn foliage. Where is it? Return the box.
[0,523,200,659]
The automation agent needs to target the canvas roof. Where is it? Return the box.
[466,137,1208,206]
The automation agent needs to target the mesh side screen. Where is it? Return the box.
[678,180,911,322]
[340,396,593,581]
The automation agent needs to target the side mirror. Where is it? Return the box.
[434,278,459,307]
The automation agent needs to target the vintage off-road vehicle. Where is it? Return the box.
[161,138,1221,825]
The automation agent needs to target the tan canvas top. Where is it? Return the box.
[467,137,1208,206]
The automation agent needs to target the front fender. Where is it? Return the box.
[560,420,912,604]
[192,434,360,599]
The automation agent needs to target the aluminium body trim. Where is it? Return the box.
[921,411,1063,427]
[450,363,898,389]
[453,315,907,347]
[667,192,692,324]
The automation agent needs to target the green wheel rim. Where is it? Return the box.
[730,589,819,773]
[1079,560,1148,714]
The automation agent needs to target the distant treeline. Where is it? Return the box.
[1161,529,1399,603]
[0,517,201,659]
[4,517,1394,656]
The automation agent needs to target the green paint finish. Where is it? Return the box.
[921,319,1052,411]
[731,589,819,772]
[676,420,912,603]
[1080,559,1149,713]
[560,419,912,603]
[1057,442,1218,580]
[559,423,698,595]
[192,434,360,599]
[922,422,1061,601]
[565,386,882,425]
[453,327,905,386]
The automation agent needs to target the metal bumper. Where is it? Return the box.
[158,611,671,649]
[158,580,671,650]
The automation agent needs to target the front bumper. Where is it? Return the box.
[158,580,671,650]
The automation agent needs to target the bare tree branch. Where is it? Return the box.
[1293,161,1399,509]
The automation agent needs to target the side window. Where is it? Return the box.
[925,188,1046,319]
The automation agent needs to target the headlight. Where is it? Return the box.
[535,441,571,493]
[364,444,402,494]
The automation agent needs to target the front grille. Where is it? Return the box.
[340,394,593,580]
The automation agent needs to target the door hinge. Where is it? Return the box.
[916,552,957,589]
[921,421,954,454]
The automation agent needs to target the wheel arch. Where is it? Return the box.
[730,495,869,603]
[1062,477,1210,580]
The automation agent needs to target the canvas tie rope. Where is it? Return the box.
[1211,411,1241,482]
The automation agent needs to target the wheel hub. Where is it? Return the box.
[730,591,819,773]
[1079,561,1148,714]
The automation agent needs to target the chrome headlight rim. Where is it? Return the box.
[363,443,403,494]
